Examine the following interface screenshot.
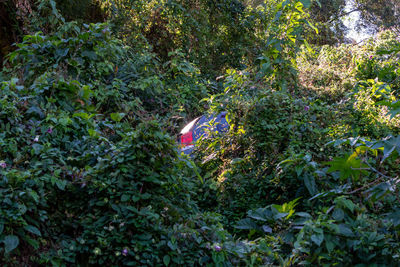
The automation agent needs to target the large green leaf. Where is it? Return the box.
[24,225,41,236]
[337,224,354,237]
[163,255,170,266]
[335,197,356,213]
[235,218,259,230]
[247,208,273,222]
[386,209,400,227]
[372,136,400,162]
[324,154,368,181]
[110,113,126,122]
[4,235,19,253]
[311,233,324,246]
[303,173,317,196]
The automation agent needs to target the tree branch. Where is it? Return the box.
[348,161,399,195]
[327,8,360,24]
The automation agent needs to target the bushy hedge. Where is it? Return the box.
[0,21,217,265]
[194,24,400,267]
[2,0,400,266]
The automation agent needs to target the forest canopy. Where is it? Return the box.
[1,0,400,266]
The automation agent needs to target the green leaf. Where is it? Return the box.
[163,255,170,266]
[386,209,400,227]
[25,236,40,249]
[4,235,19,253]
[55,179,67,190]
[300,0,311,8]
[325,240,335,253]
[79,85,93,100]
[311,233,324,246]
[121,194,130,202]
[247,208,273,221]
[303,173,317,196]
[32,144,43,155]
[88,129,99,137]
[182,159,203,184]
[335,197,356,213]
[332,208,344,221]
[338,224,354,237]
[110,113,125,122]
[262,225,272,233]
[167,240,177,251]
[303,39,314,54]
[24,225,41,236]
[81,50,98,60]
[272,198,300,219]
[307,20,319,34]
[371,136,400,162]
[55,48,69,58]
[296,212,312,218]
[324,154,368,181]
[29,190,40,203]
[26,106,45,118]
[234,218,259,230]
[366,181,392,202]
[73,112,94,120]
[272,212,289,220]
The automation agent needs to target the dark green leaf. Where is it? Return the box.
[332,208,345,221]
[25,236,40,249]
[81,50,97,60]
[371,136,400,162]
[4,235,19,253]
[235,218,259,230]
[311,233,324,246]
[296,212,312,218]
[262,225,272,233]
[121,194,130,202]
[24,225,41,236]
[55,48,69,58]
[247,208,273,221]
[386,209,400,227]
[55,179,67,190]
[163,255,170,266]
[338,224,354,237]
[303,173,317,196]
[32,144,43,155]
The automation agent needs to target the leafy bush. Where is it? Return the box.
[104,0,260,77]
[0,21,210,266]
[2,0,400,266]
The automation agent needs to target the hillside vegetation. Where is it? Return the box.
[1,0,400,266]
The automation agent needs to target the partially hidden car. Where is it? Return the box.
[178,112,229,155]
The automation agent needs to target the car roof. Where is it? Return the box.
[180,117,201,134]
[179,112,228,137]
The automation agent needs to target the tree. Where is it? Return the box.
[54,0,105,22]
[353,0,400,33]
[306,0,348,45]
[0,0,32,66]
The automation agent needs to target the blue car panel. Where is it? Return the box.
[179,112,229,155]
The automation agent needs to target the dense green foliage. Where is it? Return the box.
[1,0,400,266]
